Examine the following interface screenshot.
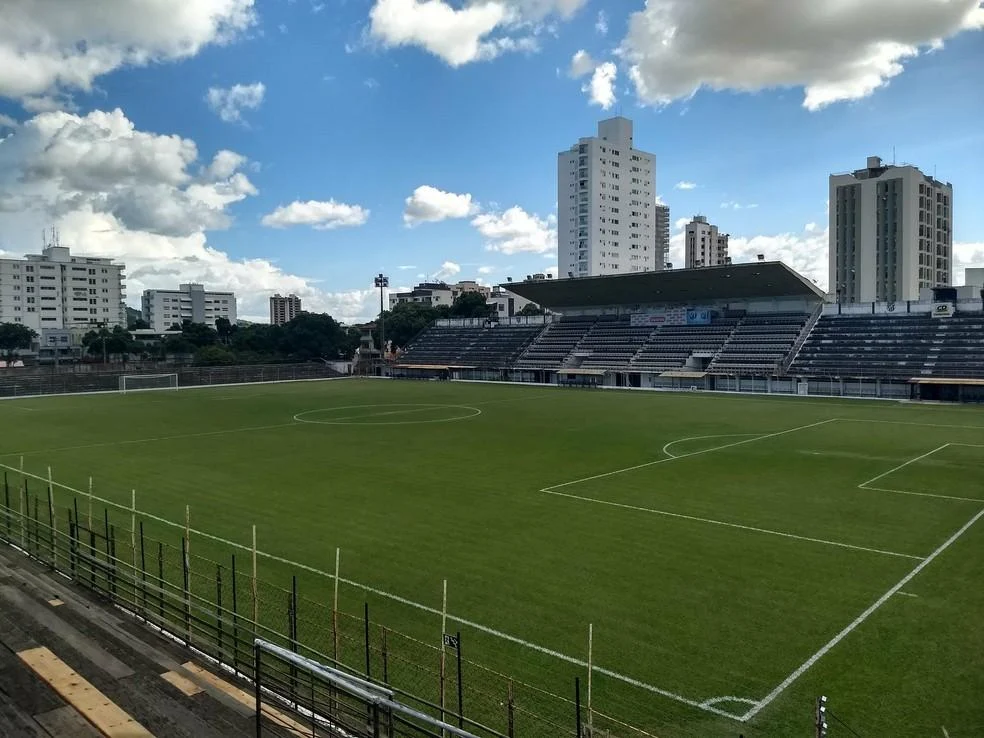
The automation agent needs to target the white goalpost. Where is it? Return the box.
[119,373,179,394]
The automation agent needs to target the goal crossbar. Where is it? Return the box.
[119,373,179,394]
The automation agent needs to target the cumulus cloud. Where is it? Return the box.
[206,82,266,123]
[477,265,496,275]
[585,62,617,109]
[472,206,556,255]
[619,0,984,111]
[403,185,478,225]
[431,261,462,281]
[674,181,697,190]
[0,0,256,102]
[595,10,608,35]
[261,200,369,230]
[720,201,758,210]
[954,242,984,286]
[0,113,17,129]
[569,49,597,77]
[367,0,587,66]
[0,107,382,322]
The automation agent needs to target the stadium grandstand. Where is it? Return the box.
[390,262,984,403]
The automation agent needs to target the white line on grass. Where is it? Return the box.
[0,462,744,721]
[839,418,984,430]
[661,434,758,459]
[741,506,984,722]
[896,591,918,598]
[542,418,838,492]
[701,696,758,708]
[857,444,950,489]
[542,490,922,559]
[859,485,982,504]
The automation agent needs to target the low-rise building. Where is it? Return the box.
[142,283,237,332]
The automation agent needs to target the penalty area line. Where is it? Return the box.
[741,506,984,723]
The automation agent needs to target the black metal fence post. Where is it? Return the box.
[67,510,76,579]
[139,522,147,616]
[456,631,463,729]
[254,642,262,738]
[3,472,9,538]
[109,525,118,599]
[181,536,191,645]
[231,554,239,674]
[157,542,165,620]
[381,626,389,684]
[217,565,224,662]
[289,575,298,699]
[33,495,39,557]
[46,485,55,566]
[507,681,514,738]
[575,677,582,738]
[364,601,371,678]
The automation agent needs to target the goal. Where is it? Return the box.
[119,374,179,394]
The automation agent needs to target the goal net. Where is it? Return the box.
[119,373,179,394]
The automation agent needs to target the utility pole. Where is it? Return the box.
[374,273,389,372]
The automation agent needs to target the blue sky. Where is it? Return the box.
[0,0,982,321]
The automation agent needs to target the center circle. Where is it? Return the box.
[292,403,482,426]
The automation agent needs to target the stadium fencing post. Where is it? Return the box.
[67,510,76,579]
[231,554,240,674]
[587,623,593,736]
[139,521,147,616]
[87,477,93,532]
[507,680,514,738]
[130,490,137,573]
[440,578,448,734]
[456,630,463,729]
[46,467,55,567]
[181,536,191,644]
[109,524,117,598]
[3,471,8,538]
[364,601,371,678]
[19,458,26,549]
[381,626,389,683]
[157,542,165,620]
[217,565,224,662]
[251,525,259,643]
[332,547,340,663]
[575,677,582,738]
[291,576,299,697]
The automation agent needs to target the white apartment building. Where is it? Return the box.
[388,281,490,309]
[685,215,730,268]
[655,203,670,269]
[0,245,126,333]
[270,293,301,325]
[487,286,536,317]
[142,283,237,332]
[558,117,660,277]
[830,156,953,303]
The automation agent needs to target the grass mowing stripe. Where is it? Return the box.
[741,506,984,722]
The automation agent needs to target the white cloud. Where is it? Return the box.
[0,113,17,129]
[472,206,556,254]
[403,185,479,225]
[205,82,266,123]
[397,264,417,270]
[595,10,608,35]
[673,216,690,231]
[0,107,384,322]
[367,0,587,67]
[674,180,697,190]
[364,77,380,89]
[720,201,758,210]
[569,49,597,77]
[804,222,818,232]
[477,265,496,275]
[0,0,256,102]
[279,23,289,34]
[431,261,461,281]
[585,61,617,109]
[954,242,984,286]
[619,0,984,111]
[261,200,369,230]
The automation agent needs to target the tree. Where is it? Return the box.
[130,318,150,330]
[280,312,350,360]
[214,317,234,344]
[450,291,492,319]
[82,326,138,362]
[377,302,443,350]
[517,303,545,317]
[178,321,218,348]
[0,323,37,361]
[195,345,237,365]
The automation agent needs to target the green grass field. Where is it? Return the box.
[1,378,983,737]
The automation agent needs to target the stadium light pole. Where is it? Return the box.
[374,273,389,366]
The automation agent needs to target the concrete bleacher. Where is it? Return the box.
[630,318,740,372]
[789,312,984,379]
[576,316,655,370]
[396,323,542,368]
[708,312,811,375]
[513,316,596,369]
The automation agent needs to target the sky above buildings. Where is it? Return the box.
[0,0,982,322]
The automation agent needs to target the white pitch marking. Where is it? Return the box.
[0,462,739,721]
[896,591,919,598]
[701,696,758,709]
[942,725,951,738]
[950,442,984,448]
[859,485,981,504]
[543,490,922,559]
[741,507,984,722]
[661,434,758,459]
[293,404,482,425]
[858,444,950,489]
[0,422,300,458]
[542,418,838,492]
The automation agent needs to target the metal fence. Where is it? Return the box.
[0,468,669,738]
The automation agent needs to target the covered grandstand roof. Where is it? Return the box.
[502,262,824,309]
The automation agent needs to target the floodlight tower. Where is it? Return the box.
[374,273,389,362]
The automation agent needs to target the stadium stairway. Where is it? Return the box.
[0,546,304,738]
[706,312,813,375]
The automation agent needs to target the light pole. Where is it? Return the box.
[374,273,389,366]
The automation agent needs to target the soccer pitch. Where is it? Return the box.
[2,378,983,737]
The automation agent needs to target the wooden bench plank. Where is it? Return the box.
[17,647,154,738]
[160,670,203,697]
[33,705,102,738]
